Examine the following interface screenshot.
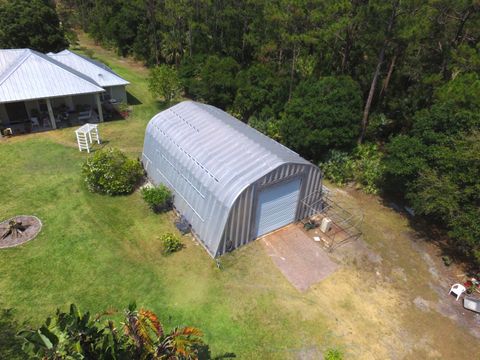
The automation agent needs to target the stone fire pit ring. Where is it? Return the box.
[0,215,42,249]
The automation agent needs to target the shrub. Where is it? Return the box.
[148,64,181,104]
[324,348,343,360]
[320,150,354,185]
[118,102,130,118]
[161,233,183,255]
[320,144,384,194]
[141,185,172,213]
[352,143,385,194]
[442,255,453,267]
[82,148,143,195]
[19,303,206,359]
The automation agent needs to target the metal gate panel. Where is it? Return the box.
[255,178,301,237]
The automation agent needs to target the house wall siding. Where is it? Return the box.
[106,86,127,103]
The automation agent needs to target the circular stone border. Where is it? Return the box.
[0,215,43,249]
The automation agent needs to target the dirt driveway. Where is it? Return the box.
[257,185,480,359]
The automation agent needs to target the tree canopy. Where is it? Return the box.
[6,0,480,263]
[280,76,362,160]
[0,0,68,53]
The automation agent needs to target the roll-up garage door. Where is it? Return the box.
[255,177,301,237]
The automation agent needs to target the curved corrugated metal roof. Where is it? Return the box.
[142,101,310,256]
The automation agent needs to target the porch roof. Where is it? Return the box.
[48,50,129,87]
[0,49,104,103]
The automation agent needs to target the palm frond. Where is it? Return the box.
[168,326,203,358]
[139,309,164,338]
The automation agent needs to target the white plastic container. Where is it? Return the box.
[320,217,332,233]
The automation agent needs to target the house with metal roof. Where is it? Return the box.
[142,101,323,257]
[0,48,129,136]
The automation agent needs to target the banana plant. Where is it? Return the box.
[18,303,210,359]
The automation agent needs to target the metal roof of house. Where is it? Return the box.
[48,50,129,87]
[0,49,105,103]
[142,101,311,256]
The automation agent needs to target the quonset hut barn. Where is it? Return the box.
[142,101,323,257]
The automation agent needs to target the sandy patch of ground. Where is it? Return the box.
[259,184,479,358]
[316,185,479,358]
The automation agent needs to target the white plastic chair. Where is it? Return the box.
[31,117,39,127]
[449,283,466,300]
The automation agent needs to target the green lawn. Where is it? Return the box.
[0,41,330,359]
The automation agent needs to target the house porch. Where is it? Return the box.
[0,92,106,136]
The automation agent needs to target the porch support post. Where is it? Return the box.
[46,98,56,129]
[95,93,104,122]
[65,96,74,111]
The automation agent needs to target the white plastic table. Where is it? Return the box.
[75,123,100,153]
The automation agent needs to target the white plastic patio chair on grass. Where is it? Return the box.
[449,283,466,300]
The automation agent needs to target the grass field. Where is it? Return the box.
[0,34,477,359]
[0,37,331,359]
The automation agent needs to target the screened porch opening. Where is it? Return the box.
[0,92,116,136]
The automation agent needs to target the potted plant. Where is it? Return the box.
[118,102,130,118]
[464,280,478,294]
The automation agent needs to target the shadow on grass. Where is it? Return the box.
[380,195,477,274]
[409,217,477,274]
[0,309,27,360]
[87,139,111,153]
[127,92,142,105]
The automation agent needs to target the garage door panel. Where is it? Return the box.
[255,178,301,237]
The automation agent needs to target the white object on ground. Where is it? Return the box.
[449,283,466,301]
[31,117,40,127]
[313,236,321,242]
[320,217,332,233]
[75,123,100,153]
[463,297,480,313]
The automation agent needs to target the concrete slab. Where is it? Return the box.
[261,224,339,291]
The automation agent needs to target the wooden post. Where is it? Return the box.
[95,93,104,122]
[46,98,56,129]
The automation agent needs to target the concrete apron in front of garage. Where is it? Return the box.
[261,224,339,291]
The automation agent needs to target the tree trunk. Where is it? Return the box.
[288,44,299,101]
[241,17,248,63]
[341,0,361,74]
[341,28,352,73]
[453,6,474,46]
[188,23,193,57]
[358,0,399,144]
[146,0,159,65]
[380,53,397,99]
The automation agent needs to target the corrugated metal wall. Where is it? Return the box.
[216,163,323,256]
